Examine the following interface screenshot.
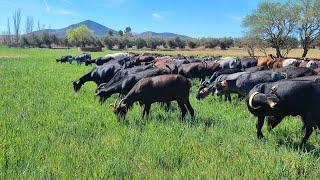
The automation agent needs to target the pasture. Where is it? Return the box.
[1,47,320,179]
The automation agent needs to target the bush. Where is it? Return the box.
[187,40,197,49]
[104,36,115,49]
[174,37,186,49]
[135,38,146,49]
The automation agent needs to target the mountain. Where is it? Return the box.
[34,20,117,37]
[33,20,189,38]
[137,31,189,39]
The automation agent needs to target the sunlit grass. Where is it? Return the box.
[0,47,320,178]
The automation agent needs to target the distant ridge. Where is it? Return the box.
[33,20,117,37]
[137,31,189,39]
[32,20,190,38]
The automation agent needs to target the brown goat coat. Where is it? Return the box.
[178,61,220,81]
[115,74,194,120]
[257,54,275,67]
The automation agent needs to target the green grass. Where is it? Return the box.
[0,47,320,179]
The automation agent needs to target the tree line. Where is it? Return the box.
[2,0,320,58]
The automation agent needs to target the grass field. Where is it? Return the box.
[1,47,320,179]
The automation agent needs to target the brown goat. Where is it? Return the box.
[112,74,194,121]
[257,54,275,67]
[153,58,175,68]
[267,59,284,68]
[178,61,220,82]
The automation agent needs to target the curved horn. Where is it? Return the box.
[248,92,262,110]
[97,83,108,90]
[95,88,101,96]
[113,98,119,108]
[116,98,125,108]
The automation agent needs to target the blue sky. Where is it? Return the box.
[0,0,263,37]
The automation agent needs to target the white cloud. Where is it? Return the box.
[152,11,170,21]
[43,0,72,15]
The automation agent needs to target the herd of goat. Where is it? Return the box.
[56,52,320,144]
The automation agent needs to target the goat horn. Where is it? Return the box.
[117,99,125,108]
[97,83,108,89]
[248,92,262,110]
[113,98,119,108]
[95,89,101,96]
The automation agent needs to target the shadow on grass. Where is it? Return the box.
[276,136,320,158]
[116,113,222,133]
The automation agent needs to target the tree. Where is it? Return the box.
[124,27,132,36]
[146,38,159,49]
[66,25,95,47]
[279,36,300,57]
[243,1,299,57]
[107,30,114,36]
[135,37,146,49]
[167,39,177,49]
[50,34,59,47]
[40,32,53,48]
[104,36,115,49]
[218,37,233,50]
[6,18,12,46]
[28,33,41,47]
[187,40,197,49]
[20,35,30,47]
[13,9,22,45]
[118,30,124,37]
[201,38,219,48]
[37,21,41,31]
[116,37,127,49]
[174,37,186,49]
[242,34,258,56]
[25,16,34,34]
[295,0,320,57]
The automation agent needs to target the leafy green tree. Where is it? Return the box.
[167,39,177,49]
[187,40,197,49]
[174,37,186,49]
[27,33,41,47]
[146,38,159,49]
[135,37,146,49]
[243,1,299,57]
[117,37,126,49]
[104,36,114,49]
[201,38,219,48]
[20,35,30,47]
[295,0,320,57]
[107,30,114,36]
[124,27,132,36]
[40,32,53,48]
[118,30,124,37]
[66,25,95,47]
